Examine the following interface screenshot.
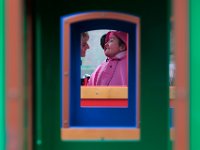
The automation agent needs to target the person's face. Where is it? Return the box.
[81,36,90,57]
[104,35,124,58]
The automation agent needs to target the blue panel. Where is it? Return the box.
[65,19,137,127]
[169,107,174,128]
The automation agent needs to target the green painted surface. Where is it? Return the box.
[190,0,200,150]
[0,0,5,149]
[35,16,43,150]
[34,0,169,150]
[23,11,28,150]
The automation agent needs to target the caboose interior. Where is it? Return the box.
[3,0,193,150]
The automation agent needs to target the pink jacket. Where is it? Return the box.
[87,52,128,86]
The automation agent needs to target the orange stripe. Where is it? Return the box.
[63,22,70,128]
[61,128,140,140]
[6,0,23,149]
[174,0,189,149]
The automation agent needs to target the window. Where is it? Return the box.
[61,12,140,140]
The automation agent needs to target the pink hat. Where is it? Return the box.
[105,31,128,50]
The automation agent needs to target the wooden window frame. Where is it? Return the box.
[61,12,141,140]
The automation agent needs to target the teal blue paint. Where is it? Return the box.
[190,0,200,150]
[0,0,5,149]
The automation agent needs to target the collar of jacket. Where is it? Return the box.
[106,51,127,62]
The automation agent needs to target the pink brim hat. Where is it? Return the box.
[105,31,128,50]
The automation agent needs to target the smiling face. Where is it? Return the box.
[81,33,90,57]
[104,34,125,58]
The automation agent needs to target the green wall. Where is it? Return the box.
[190,0,200,150]
[0,0,5,149]
[34,0,169,150]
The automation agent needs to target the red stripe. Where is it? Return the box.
[81,99,128,107]
[170,99,175,108]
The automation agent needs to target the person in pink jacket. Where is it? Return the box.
[87,31,128,86]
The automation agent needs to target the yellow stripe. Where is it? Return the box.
[81,87,128,99]
[170,86,175,99]
[81,86,175,99]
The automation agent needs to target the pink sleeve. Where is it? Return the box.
[87,65,101,86]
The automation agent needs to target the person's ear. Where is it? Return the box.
[119,44,126,51]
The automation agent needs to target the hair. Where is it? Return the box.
[81,32,89,39]
[100,34,107,49]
